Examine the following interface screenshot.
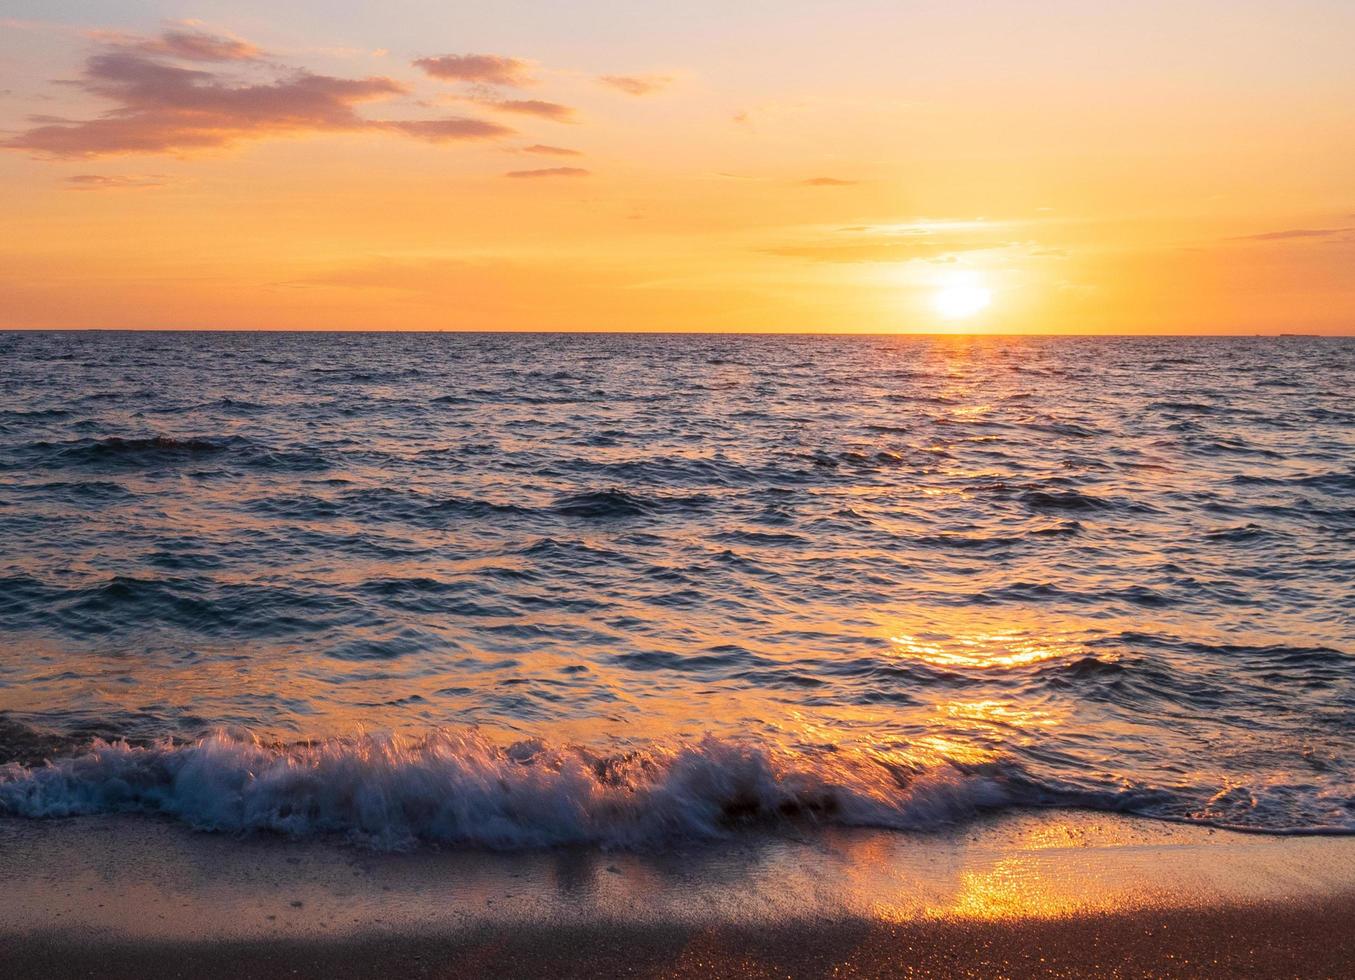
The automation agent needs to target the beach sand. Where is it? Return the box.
[2,811,1352,977]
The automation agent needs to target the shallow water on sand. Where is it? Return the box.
[0,332,1351,846]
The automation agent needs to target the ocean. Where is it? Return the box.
[0,331,1351,848]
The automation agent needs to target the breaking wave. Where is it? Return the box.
[3,726,1351,850]
[0,729,1025,850]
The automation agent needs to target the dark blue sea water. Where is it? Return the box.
[0,331,1351,848]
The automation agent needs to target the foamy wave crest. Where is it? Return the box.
[0,729,1017,849]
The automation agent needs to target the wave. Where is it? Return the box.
[13,434,331,473]
[0,729,1022,850]
[1019,489,1111,512]
[1230,470,1355,494]
[4,725,1348,850]
[1148,400,1220,414]
[19,479,135,503]
[0,407,72,421]
[1204,523,1274,542]
[250,487,530,526]
[0,574,360,638]
[59,434,232,461]
[251,486,714,526]
[551,489,711,519]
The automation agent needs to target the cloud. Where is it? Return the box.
[1232,227,1352,242]
[505,166,589,179]
[598,74,670,96]
[63,173,168,190]
[414,54,535,87]
[381,118,514,141]
[522,144,582,156]
[2,32,513,157]
[127,28,261,62]
[477,98,575,122]
[763,240,997,263]
[801,177,857,187]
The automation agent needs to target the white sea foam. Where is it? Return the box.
[0,729,1017,849]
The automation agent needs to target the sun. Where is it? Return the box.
[932,271,992,319]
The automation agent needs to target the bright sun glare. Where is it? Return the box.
[932,272,992,320]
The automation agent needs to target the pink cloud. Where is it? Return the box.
[598,74,671,96]
[63,173,169,190]
[478,99,575,122]
[522,144,582,156]
[2,33,514,157]
[505,166,590,178]
[382,118,513,141]
[764,236,997,262]
[142,28,262,62]
[1233,227,1352,242]
[413,54,535,87]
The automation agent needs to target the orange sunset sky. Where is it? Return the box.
[1,1,1352,334]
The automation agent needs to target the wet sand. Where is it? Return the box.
[7,904,1355,979]
[2,811,1352,977]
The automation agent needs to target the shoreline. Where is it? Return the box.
[3,810,1353,976]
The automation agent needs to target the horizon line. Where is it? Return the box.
[1,328,1351,338]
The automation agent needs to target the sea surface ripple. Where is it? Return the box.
[0,331,1351,846]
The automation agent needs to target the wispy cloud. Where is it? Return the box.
[414,54,535,87]
[764,240,997,263]
[2,30,513,157]
[477,98,576,122]
[801,177,857,187]
[598,74,671,96]
[522,144,582,156]
[63,173,169,190]
[382,118,514,142]
[1232,227,1352,242]
[90,27,261,62]
[505,166,590,179]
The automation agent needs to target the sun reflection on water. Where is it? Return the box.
[887,628,1087,670]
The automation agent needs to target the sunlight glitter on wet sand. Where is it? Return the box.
[3,811,1353,934]
[3,811,1353,977]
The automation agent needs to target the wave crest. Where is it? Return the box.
[0,729,1012,850]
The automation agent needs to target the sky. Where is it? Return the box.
[1,1,1352,333]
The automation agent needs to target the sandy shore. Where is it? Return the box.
[2,811,1352,977]
[7,904,1355,979]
